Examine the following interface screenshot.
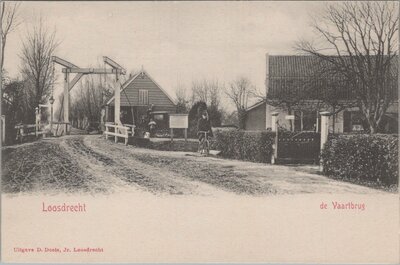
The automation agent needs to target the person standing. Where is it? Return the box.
[197,110,213,153]
[148,118,157,137]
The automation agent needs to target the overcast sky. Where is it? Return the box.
[4,1,328,108]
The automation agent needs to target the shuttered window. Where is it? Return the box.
[138,90,149,105]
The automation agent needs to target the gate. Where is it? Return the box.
[277,131,320,163]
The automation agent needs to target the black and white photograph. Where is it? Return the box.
[1,1,399,263]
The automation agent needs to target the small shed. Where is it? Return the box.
[105,69,176,132]
[244,100,266,131]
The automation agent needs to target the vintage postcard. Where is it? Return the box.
[1,1,399,263]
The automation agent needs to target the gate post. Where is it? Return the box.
[271,112,279,164]
[319,111,330,170]
[271,112,279,132]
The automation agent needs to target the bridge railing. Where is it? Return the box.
[104,123,131,145]
[15,124,47,143]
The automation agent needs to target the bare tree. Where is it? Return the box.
[190,79,221,107]
[298,62,358,132]
[190,78,223,126]
[297,1,398,133]
[0,2,20,75]
[226,77,256,129]
[70,73,109,130]
[19,19,59,122]
[175,83,189,113]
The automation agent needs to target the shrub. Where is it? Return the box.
[213,129,275,163]
[321,134,398,186]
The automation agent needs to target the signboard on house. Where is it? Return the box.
[169,114,189,129]
[285,115,295,120]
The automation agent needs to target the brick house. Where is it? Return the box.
[244,54,398,133]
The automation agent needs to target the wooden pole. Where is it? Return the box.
[131,106,135,125]
[265,53,269,129]
[300,111,303,131]
[184,128,187,143]
[64,72,70,135]
[274,120,278,163]
[35,107,40,138]
[114,72,121,126]
[50,103,54,136]
[271,112,279,164]
[125,128,128,145]
[1,116,5,144]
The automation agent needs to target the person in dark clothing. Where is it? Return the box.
[197,110,213,141]
[148,119,157,137]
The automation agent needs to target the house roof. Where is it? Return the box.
[245,100,265,112]
[268,55,398,78]
[269,55,324,77]
[106,69,176,106]
[267,55,398,100]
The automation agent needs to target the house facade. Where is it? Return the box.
[105,69,177,132]
[244,54,398,133]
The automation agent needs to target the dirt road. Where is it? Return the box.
[2,135,384,195]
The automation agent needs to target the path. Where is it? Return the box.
[2,134,385,195]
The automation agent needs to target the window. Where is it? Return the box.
[138,90,149,105]
[153,114,164,121]
[303,111,317,131]
[294,110,318,131]
[343,111,367,132]
[351,112,365,131]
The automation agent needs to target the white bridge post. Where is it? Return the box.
[114,72,121,143]
[114,72,121,126]
[105,125,109,140]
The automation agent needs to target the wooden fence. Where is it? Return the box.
[104,123,132,145]
[15,124,46,143]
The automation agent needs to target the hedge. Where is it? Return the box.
[321,134,398,186]
[213,129,275,163]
